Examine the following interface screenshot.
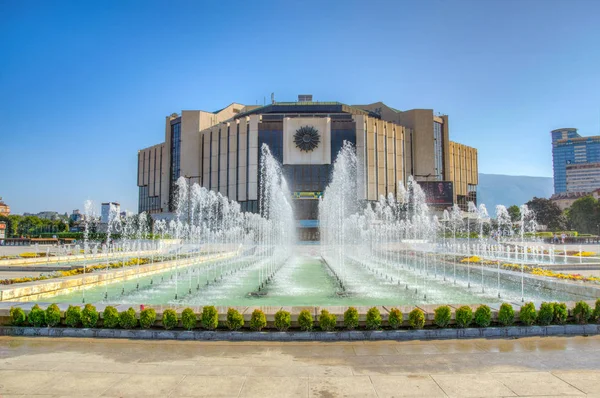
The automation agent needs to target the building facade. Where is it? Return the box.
[0,197,9,217]
[137,98,478,238]
[552,128,600,193]
[101,202,121,224]
[566,162,600,193]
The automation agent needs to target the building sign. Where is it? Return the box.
[0,221,6,239]
[293,191,323,200]
[420,181,454,205]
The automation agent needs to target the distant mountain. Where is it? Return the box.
[476,173,554,213]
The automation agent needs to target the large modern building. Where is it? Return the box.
[137,97,478,238]
[551,128,600,194]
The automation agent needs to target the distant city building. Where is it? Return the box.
[566,162,600,193]
[120,210,134,219]
[551,128,600,194]
[101,202,121,223]
[549,191,589,211]
[0,197,9,217]
[70,209,83,222]
[137,98,478,239]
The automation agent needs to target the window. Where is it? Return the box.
[434,121,444,180]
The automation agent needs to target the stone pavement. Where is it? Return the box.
[1,336,599,397]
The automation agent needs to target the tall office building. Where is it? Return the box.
[137,97,478,239]
[551,128,600,193]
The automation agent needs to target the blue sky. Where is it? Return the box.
[1,0,599,214]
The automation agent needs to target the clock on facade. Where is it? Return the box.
[294,126,320,152]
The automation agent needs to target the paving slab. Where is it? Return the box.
[308,376,378,397]
[553,371,600,395]
[370,374,447,397]
[493,371,586,396]
[170,375,245,397]
[240,376,308,398]
[100,374,186,397]
[431,373,517,397]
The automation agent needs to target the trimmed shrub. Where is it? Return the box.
[474,305,492,328]
[29,304,46,327]
[102,306,119,328]
[455,306,473,328]
[537,302,554,326]
[388,308,403,329]
[250,309,267,331]
[81,304,99,328]
[139,308,156,329]
[343,307,359,330]
[45,304,61,327]
[553,302,568,325]
[434,305,451,328]
[573,301,592,324]
[519,302,537,326]
[594,298,600,322]
[408,308,425,329]
[498,303,515,326]
[319,309,337,331]
[119,307,138,329]
[226,308,244,331]
[65,305,81,328]
[201,306,218,330]
[10,307,27,326]
[298,309,313,331]
[182,308,197,330]
[274,310,291,331]
[162,309,178,330]
[365,307,382,330]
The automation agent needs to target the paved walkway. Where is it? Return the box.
[1,336,599,397]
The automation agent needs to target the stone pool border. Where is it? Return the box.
[1,324,599,341]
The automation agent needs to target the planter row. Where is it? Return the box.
[1,324,599,341]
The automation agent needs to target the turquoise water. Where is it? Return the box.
[41,247,589,306]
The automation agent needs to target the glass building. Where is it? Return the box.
[137,98,478,239]
[552,128,600,193]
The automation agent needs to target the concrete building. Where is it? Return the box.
[551,128,600,194]
[101,202,121,224]
[137,97,478,238]
[0,197,9,217]
[566,162,600,193]
[549,191,589,211]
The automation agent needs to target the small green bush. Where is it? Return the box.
[102,306,119,328]
[519,302,537,326]
[594,298,600,322]
[365,307,382,330]
[553,302,568,325]
[226,308,244,331]
[408,308,425,329]
[573,301,592,324]
[162,309,178,330]
[201,306,218,330]
[474,305,492,328]
[65,305,81,328]
[29,304,46,327]
[10,307,27,326]
[434,305,451,328]
[388,308,403,329]
[343,307,359,330]
[250,309,267,331]
[182,308,197,330]
[455,306,473,328]
[537,302,554,326]
[45,304,61,327]
[139,308,156,329]
[119,307,138,329]
[81,304,99,328]
[498,303,514,326]
[298,309,313,331]
[274,310,291,331]
[319,309,337,331]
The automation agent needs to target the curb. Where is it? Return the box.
[1,324,598,341]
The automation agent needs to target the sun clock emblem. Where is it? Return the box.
[294,126,320,152]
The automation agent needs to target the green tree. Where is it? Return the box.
[507,205,521,223]
[526,197,565,231]
[567,196,599,234]
[8,215,22,237]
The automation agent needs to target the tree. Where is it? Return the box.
[526,197,565,231]
[507,205,521,223]
[567,196,600,235]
